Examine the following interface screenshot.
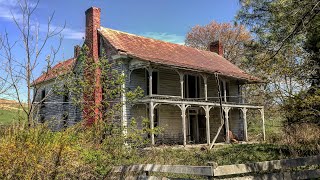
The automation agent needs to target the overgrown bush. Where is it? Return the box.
[0,119,152,179]
[283,88,320,126]
[282,123,320,157]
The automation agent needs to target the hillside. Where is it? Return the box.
[0,99,26,125]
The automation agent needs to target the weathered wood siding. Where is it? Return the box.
[158,69,180,96]
[33,81,81,130]
[157,105,182,144]
[129,104,147,131]
[207,77,219,98]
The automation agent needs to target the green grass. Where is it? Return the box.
[137,144,291,179]
[0,109,26,125]
[140,143,290,166]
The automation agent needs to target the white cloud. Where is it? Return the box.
[39,24,84,40]
[61,27,84,40]
[0,0,22,21]
[140,32,185,45]
[0,0,84,40]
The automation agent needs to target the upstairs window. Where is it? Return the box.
[184,75,200,98]
[63,86,69,103]
[40,89,46,107]
[219,81,230,102]
[146,71,158,95]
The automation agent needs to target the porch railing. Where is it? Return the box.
[141,94,261,106]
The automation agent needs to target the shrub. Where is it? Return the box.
[282,123,320,157]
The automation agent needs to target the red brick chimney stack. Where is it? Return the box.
[209,41,224,56]
[84,7,102,125]
[85,7,101,59]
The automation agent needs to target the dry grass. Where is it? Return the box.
[0,98,25,110]
[282,123,320,156]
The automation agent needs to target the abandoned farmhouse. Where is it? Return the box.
[32,7,265,146]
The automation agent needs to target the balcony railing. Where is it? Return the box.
[141,94,262,106]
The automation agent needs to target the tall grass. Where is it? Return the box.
[0,121,148,179]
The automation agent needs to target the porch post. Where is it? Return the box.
[203,75,208,101]
[149,101,155,145]
[179,72,184,98]
[223,107,231,143]
[241,107,248,142]
[259,108,266,141]
[179,104,188,146]
[223,80,227,102]
[205,105,211,145]
[148,68,153,96]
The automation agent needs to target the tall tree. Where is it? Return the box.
[282,14,320,126]
[237,0,320,104]
[237,0,320,125]
[0,0,64,126]
[305,15,320,89]
[185,21,251,66]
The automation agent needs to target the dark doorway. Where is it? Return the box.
[188,108,207,144]
[189,114,207,144]
[198,115,207,143]
[189,114,198,143]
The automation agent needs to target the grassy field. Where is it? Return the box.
[0,99,26,125]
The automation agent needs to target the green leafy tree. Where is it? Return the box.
[282,15,320,126]
[55,45,149,143]
[237,0,320,106]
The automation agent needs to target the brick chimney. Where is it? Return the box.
[209,41,223,56]
[84,7,102,125]
[85,7,101,59]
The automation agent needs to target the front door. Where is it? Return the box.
[188,108,199,143]
[188,109,207,144]
[198,115,206,143]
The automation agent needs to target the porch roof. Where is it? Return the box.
[99,27,261,83]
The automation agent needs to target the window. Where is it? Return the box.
[219,80,229,102]
[40,116,45,123]
[154,108,159,127]
[146,71,158,95]
[63,86,69,103]
[184,75,200,98]
[226,82,230,101]
[41,89,46,107]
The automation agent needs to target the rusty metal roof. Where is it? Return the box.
[98,27,260,82]
[32,58,75,86]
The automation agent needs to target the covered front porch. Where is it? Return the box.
[123,59,265,147]
[140,96,265,146]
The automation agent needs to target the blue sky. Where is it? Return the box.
[0,0,240,100]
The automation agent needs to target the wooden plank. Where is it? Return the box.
[213,155,320,176]
[223,169,320,180]
[113,164,213,176]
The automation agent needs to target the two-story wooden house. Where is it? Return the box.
[32,7,265,146]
